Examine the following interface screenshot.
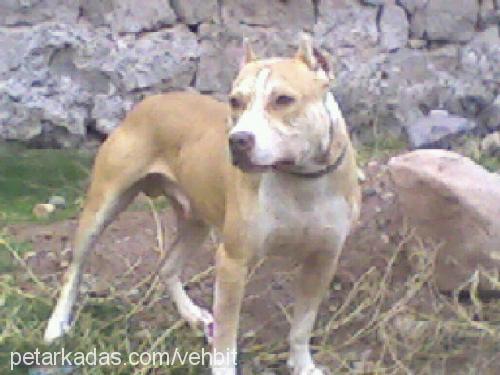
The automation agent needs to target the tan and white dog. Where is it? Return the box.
[44,35,360,374]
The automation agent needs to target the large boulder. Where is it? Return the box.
[389,150,500,291]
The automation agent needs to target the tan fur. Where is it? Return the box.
[45,38,360,375]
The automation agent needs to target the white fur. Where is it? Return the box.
[229,68,285,165]
[253,173,351,258]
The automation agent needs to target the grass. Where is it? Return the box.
[357,134,408,167]
[0,142,94,225]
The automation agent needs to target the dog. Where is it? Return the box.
[44,35,360,375]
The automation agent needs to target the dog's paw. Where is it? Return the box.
[184,305,213,328]
[44,316,71,343]
[180,303,214,342]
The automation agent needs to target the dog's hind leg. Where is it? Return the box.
[44,182,140,343]
[44,143,146,343]
[160,217,213,332]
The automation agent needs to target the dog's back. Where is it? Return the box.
[95,91,230,227]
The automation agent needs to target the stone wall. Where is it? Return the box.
[0,0,498,147]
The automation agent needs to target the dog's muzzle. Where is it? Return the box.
[228,131,255,169]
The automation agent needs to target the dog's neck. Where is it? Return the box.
[284,144,347,179]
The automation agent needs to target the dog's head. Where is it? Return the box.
[227,34,338,173]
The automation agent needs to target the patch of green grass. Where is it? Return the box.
[0,142,94,225]
[357,134,408,166]
[472,153,500,173]
[452,135,500,173]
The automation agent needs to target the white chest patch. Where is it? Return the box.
[251,174,352,258]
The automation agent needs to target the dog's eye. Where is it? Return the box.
[230,97,244,110]
[274,95,296,107]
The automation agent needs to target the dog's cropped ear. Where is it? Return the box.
[295,34,334,82]
[295,33,317,70]
[240,37,256,68]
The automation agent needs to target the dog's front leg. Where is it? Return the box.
[211,244,248,375]
[288,250,340,375]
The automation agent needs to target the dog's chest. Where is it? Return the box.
[251,175,352,257]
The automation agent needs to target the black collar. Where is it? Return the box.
[286,144,347,179]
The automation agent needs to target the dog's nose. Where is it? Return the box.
[229,131,255,152]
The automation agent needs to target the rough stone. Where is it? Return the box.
[405,110,477,149]
[92,95,131,134]
[196,24,300,94]
[380,5,409,51]
[397,0,426,15]
[108,0,177,34]
[360,0,386,6]
[0,0,78,26]
[389,150,500,291]
[410,0,479,42]
[222,0,315,30]
[0,22,198,146]
[169,0,219,25]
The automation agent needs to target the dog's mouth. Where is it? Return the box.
[232,157,296,173]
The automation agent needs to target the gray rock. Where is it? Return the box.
[92,95,130,134]
[0,0,78,26]
[195,24,240,94]
[48,195,66,208]
[170,0,219,24]
[406,110,477,149]
[360,0,386,6]
[79,0,114,27]
[222,0,315,30]
[380,5,409,51]
[315,2,379,52]
[410,0,479,42]
[110,26,198,92]
[196,24,299,94]
[397,0,426,15]
[108,0,177,34]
